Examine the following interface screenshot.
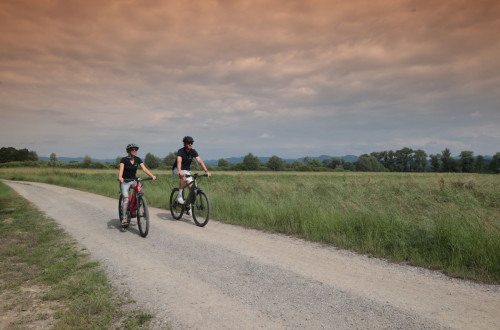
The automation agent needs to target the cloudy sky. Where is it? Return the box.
[1,0,499,160]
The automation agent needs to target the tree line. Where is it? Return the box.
[364,147,499,173]
[1,146,499,173]
[0,147,38,163]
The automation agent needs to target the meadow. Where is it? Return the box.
[1,168,499,284]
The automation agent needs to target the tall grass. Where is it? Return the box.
[1,168,499,283]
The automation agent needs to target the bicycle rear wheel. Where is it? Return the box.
[192,190,210,227]
[118,194,130,228]
[137,196,149,237]
[169,188,184,220]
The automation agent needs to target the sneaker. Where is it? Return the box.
[187,205,192,216]
[121,217,127,225]
[176,195,185,204]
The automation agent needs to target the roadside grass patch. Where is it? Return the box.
[0,182,154,329]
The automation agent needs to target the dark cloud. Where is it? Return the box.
[1,0,499,158]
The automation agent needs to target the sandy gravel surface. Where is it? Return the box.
[4,180,499,329]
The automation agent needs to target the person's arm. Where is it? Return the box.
[196,156,211,177]
[118,163,125,183]
[176,156,185,179]
[140,163,156,180]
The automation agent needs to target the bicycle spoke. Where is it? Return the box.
[170,188,184,220]
[192,191,210,227]
[137,196,149,237]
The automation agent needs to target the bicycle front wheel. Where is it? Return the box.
[137,196,149,237]
[192,191,211,227]
[169,188,184,220]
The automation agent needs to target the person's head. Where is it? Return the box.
[126,143,139,155]
[183,136,194,149]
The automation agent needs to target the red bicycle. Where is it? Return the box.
[118,177,152,237]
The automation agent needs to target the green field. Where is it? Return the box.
[1,168,499,284]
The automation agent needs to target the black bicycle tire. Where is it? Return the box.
[118,194,130,228]
[192,190,211,227]
[169,188,184,220]
[137,196,149,237]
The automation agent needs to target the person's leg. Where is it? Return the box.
[120,181,133,222]
[173,169,187,203]
[183,172,194,214]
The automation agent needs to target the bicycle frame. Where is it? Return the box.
[121,177,150,215]
[128,181,143,215]
[170,173,211,227]
[182,173,208,205]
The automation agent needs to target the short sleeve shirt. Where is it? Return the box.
[172,148,198,170]
[120,156,143,179]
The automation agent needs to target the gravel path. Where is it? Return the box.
[4,180,499,329]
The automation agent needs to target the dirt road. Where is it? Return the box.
[4,180,499,329]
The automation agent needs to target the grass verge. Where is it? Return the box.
[0,182,155,329]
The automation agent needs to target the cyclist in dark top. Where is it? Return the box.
[172,136,211,205]
[118,143,156,224]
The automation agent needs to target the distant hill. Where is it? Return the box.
[203,155,359,166]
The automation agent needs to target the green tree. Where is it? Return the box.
[459,151,475,173]
[474,155,486,173]
[82,155,93,168]
[328,157,343,169]
[267,155,285,171]
[429,154,440,172]
[217,158,231,168]
[163,152,177,167]
[243,153,261,170]
[0,147,38,163]
[489,152,500,173]
[343,162,355,171]
[48,153,57,167]
[440,148,457,172]
[0,147,16,162]
[290,160,302,169]
[395,147,414,172]
[306,158,322,168]
[413,149,428,172]
[144,152,161,169]
[27,150,38,161]
[356,155,387,172]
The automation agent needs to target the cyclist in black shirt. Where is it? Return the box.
[172,136,210,205]
[118,143,156,224]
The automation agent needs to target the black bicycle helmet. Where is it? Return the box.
[183,136,194,143]
[126,143,139,151]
